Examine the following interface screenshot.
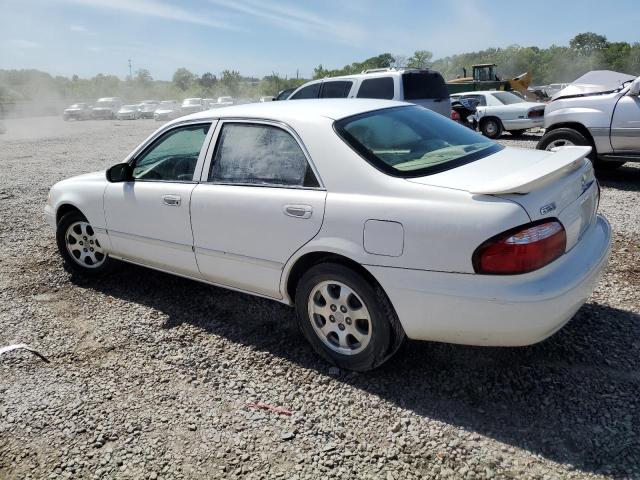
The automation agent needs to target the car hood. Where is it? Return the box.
[155,108,174,113]
[63,171,107,183]
[552,70,636,100]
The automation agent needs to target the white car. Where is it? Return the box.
[216,96,234,107]
[44,100,611,371]
[115,105,140,120]
[154,100,180,121]
[451,91,546,138]
[288,68,452,118]
[180,98,205,115]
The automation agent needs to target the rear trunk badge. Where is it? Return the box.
[540,202,557,215]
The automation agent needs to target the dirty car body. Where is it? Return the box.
[45,100,611,370]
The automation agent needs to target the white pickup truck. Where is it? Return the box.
[537,70,640,170]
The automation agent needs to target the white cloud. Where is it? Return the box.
[2,39,41,49]
[208,0,365,45]
[70,24,88,32]
[62,0,239,30]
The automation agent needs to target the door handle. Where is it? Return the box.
[162,194,181,206]
[283,204,313,219]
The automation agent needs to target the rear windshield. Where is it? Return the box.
[491,92,525,105]
[334,106,501,177]
[402,72,449,100]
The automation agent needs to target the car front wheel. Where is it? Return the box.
[56,211,113,275]
[295,263,404,371]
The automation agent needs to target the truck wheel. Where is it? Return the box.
[295,263,404,371]
[480,118,503,139]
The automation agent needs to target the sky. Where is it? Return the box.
[1,0,638,80]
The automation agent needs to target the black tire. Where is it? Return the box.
[510,129,526,137]
[537,127,593,157]
[480,117,503,139]
[56,211,114,276]
[295,263,404,371]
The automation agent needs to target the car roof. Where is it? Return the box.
[173,99,410,124]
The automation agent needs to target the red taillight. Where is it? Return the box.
[450,110,460,121]
[473,220,566,274]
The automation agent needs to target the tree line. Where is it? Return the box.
[1,32,638,105]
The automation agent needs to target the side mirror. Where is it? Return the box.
[629,77,640,96]
[106,163,133,182]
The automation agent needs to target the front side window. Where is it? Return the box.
[209,123,319,187]
[320,81,353,98]
[356,77,394,100]
[335,106,501,177]
[491,92,525,105]
[133,124,210,181]
[290,83,321,100]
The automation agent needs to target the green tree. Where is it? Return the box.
[134,69,153,86]
[172,68,195,91]
[220,70,241,96]
[570,32,608,52]
[199,72,217,89]
[407,50,433,69]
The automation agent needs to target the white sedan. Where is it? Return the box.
[44,100,611,371]
[451,91,546,139]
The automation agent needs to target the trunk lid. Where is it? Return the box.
[408,146,598,250]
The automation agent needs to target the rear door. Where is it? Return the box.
[191,120,326,298]
[611,91,640,152]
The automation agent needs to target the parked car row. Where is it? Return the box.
[62,96,238,122]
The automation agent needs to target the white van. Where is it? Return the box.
[287,68,451,117]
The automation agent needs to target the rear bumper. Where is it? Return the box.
[366,215,611,346]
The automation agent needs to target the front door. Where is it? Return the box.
[611,89,640,152]
[191,121,326,298]
[104,121,213,276]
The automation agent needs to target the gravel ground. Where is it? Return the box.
[1,117,639,480]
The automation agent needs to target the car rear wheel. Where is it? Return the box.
[295,263,404,371]
[56,211,113,275]
[480,118,503,139]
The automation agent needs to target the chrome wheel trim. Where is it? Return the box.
[485,120,499,136]
[64,221,106,269]
[307,280,372,356]
[546,138,575,150]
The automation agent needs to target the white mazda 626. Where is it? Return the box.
[45,99,611,371]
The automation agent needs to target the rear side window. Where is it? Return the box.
[320,81,352,98]
[209,123,319,187]
[357,77,394,100]
[290,83,321,100]
[402,72,449,100]
[460,94,486,106]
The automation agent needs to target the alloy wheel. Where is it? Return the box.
[307,280,372,355]
[64,221,106,268]
[546,139,575,150]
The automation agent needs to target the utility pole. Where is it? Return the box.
[128,59,132,80]
[296,69,299,80]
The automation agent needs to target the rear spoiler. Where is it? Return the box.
[470,146,591,195]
